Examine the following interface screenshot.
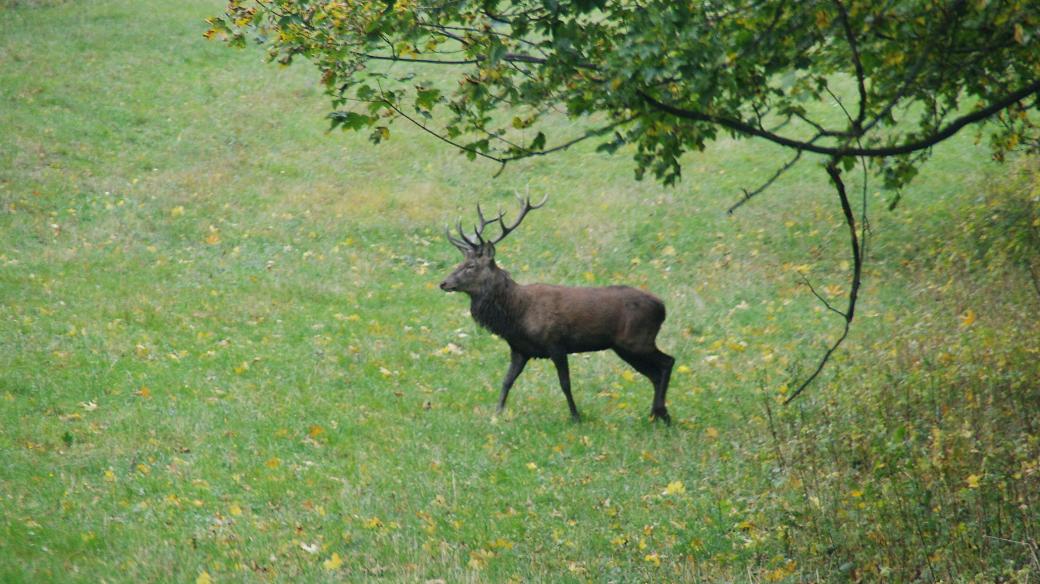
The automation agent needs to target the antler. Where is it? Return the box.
[487,193,549,247]
[445,194,548,254]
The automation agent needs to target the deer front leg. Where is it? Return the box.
[497,349,529,414]
[551,354,580,421]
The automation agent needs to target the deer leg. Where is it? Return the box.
[550,354,580,421]
[649,349,675,424]
[497,350,529,414]
[614,348,673,425]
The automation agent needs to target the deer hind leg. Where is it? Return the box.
[550,354,580,421]
[614,347,674,425]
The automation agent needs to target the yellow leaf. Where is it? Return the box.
[526,462,538,471]
[205,226,221,245]
[308,425,324,438]
[676,365,691,374]
[363,517,382,529]
[104,469,117,482]
[488,538,513,550]
[621,370,636,382]
[323,553,343,571]
[229,504,242,516]
[1014,23,1024,44]
[643,552,661,566]
[705,427,719,440]
[966,474,981,489]
[960,309,976,327]
[661,245,676,257]
[196,571,213,584]
[884,51,906,66]
[663,480,686,496]
[265,457,281,469]
[170,206,185,217]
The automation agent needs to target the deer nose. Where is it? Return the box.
[439,280,452,291]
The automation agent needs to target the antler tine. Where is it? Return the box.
[529,193,550,209]
[473,203,505,244]
[489,193,549,246]
[456,218,480,248]
[445,225,471,253]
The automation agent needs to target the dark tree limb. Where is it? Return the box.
[784,160,862,404]
[639,79,1040,158]
[833,0,867,129]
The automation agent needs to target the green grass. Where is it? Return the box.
[2,1,1039,582]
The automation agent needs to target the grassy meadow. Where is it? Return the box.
[2,1,1039,582]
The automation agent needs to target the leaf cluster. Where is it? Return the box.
[209,0,1040,186]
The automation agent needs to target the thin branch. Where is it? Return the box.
[799,273,846,318]
[1029,264,1040,304]
[379,90,631,172]
[727,150,802,214]
[638,79,1040,157]
[500,117,634,162]
[833,0,867,128]
[379,98,507,164]
[358,51,548,66]
[785,160,862,404]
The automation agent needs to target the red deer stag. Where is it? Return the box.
[439,196,675,424]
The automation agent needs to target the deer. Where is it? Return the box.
[439,196,675,424]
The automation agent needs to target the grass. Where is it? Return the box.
[2,1,1039,582]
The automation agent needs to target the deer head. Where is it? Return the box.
[439,194,547,294]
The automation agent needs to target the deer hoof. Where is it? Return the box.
[651,408,671,425]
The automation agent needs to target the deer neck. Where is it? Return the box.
[468,269,522,338]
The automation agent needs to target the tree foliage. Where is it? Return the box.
[208,0,1040,397]
[209,0,1039,184]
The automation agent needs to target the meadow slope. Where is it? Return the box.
[2,1,1038,582]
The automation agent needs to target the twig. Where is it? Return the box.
[799,273,845,318]
[728,150,802,214]
[763,396,788,469]
[983,535,1040,573]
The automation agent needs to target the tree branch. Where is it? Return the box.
[358,51,549,66]
[784,160,862,404]
[728,149,802,214]
[639,79,1040,158]
[833,0,867,129]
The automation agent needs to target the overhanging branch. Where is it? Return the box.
[639,79,1040,158]
[784,160,862,404]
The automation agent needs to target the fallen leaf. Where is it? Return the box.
[323,553,343,570]
[960,310,976,328]
[662,480,686,496]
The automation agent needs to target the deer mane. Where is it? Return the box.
[469,269,522,338]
